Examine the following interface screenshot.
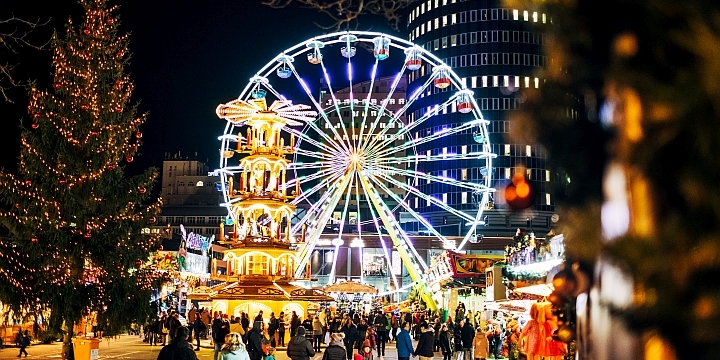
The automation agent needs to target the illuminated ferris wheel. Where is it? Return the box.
[217,31,494,299]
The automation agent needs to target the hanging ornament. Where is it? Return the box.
[31,123,39,130]
[14,203,20,208]
[116,107,123,112]
[54,83,62,89]
[125,156,134,163]
[83,29,90,35]
[59,178,67,185]
[149,216,157,224]
[84,232,92,240]
[31,237,39,244]
[24,180,32,186]
[107,17,114,24]
[139,187,147,194]
[158,245,163,251]
[117,50,124,57]
[135,260,142,266]
[81,104,89,110]
[33,113,41,119]
[135,131,143,139]
[107,164,115,170]
[91,130,99,137]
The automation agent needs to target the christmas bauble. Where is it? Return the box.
[24,180,32,186]
[81,104,89,110]
[83,29,90,35]
[125,156,133,163]
[91,130,99,136]
[135,131,142,139]
[33,113,41,118]
[59,178,67,185]
[54,83,62,89]
[149,216,157,224]
[158,245,163,251]
[548,291,567,308]
[84,232,92,240]
[31,123,39,129]
[107,165,115,170]
[116,107,123,112]
[107,18,114,24]
[139,187,147,194]
[552,269,577,297]
[31,237,39,244]
[135,260,142,266]
[14,203,20,208]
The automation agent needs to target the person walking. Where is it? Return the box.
[188,305,197,342]
[439,324,452,360]
[313,315,324,352]
[269,312,279,348]
[213,315,231,360]
[323,333,347,360]
[219,333,250,360]
[460,319,475,360]
[356,319,368,352]
[194,316,207,351]
[396,322,414,360]
[414,322,435,360]
[340,319,358,360]
[290,312,301,338]
[287,327,315,360]
[156,326,198,360]
[247,321,267,360]
[17,330,30,357]
[472,325,489,360]
[278,312,287,347]
[373,313,388,359]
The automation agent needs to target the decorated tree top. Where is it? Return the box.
[0,0,162,334]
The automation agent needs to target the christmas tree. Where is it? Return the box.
[0,0,162,353]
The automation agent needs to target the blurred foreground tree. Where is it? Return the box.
[0,0,164,358]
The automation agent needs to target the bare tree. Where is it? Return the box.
[0,16,49,103]
[263,0,419,31]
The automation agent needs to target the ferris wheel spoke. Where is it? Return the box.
[456,191,490,251]
[371,152,496,166]
[365,74,433,153]
[285,62,349,154]
[369,176,451,246]
[318,59,354,151]
[373,119,485,159]
[371,171,475,223]
[362,189,400,290]
[283,127,341,157]
[353,173,363,235]
[366,93,461,155]
[294,172,354,278]
[292,149,337,162]
[327,170,357,283]
[360,65,405,149]
[355,58,380,151]
[374,164,490,193]
[289,171,344,207]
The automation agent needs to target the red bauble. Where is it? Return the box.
[117,51,124,57]
[139,187,147,194]
[31,237,39,244]
[24,180,32,186]
[107,17,114,24]
[135,260,142,266]
[81,104,89,110]
[91,131,99,137]
[14,203,20,208]
[149,217,157,224]
[135,131,143,139]
[83,29,90,35]
[107,165,115,170]
[54,83,62,89]
[31,123,39,130]
[33,113,41,118]
[116,107,123,112]
[158,245,163,251]
[125,156,134,163]
[59,178,67,185]
[84,232,92,240]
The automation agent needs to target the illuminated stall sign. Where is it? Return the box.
[450,251,496,277]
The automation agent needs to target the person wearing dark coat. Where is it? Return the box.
[413,323,435,360]
[323,333,347,360]
[247,321,266,360]
[291,312,301,337]
[373,313,388,357]
[287,327,316,360]
[157,326,198,360]
[459,320,475,360]
[340,319,358,360]
[194,317,207,351]
[439,324,453,360]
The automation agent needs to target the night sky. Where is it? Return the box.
[0,0,397,176]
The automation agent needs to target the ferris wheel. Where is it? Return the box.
[217,31,494,301]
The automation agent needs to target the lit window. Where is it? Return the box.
[443,170,447,177]
[546,193,551,205]
[427,0,431,10]
[421,3,425,13]
[451,35,457,46]
[427,198,431,206]
[493,76,499,87]
[471,76,477,88]
[526,145,531,156]
[515,76,520,88]
[442,37,448,48]
[482,76,488,87]
[546,170,551,181]
[421,23,425,35]
[415,197,419,208]
[435,18,439,29]
[443,15,447,26]
[426,150,431,157]
[504,144,511,155]
[461,192,467,204]
[427,20,431,32]
[504,167,511,179]
[442,193,447,203]
[533,11,538,22]
[513,9,519,20]
[534,77,540,88]
[452,13,457,24]
[542,13,547,23]
[523,10,529,21]
[527,168,532,179]
[504,75,509,87]
[461,145,467,154]
[525,77,530,88]
[461,168,467,180]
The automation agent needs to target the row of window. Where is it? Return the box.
[324,98,406,106]
[409,3,547,26]
[419,30,546,51]
[175,181,218,187]
[163,216,222,225]
[410,8,548,40]
[409,191,552,208]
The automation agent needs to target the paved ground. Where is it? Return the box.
[0,334,413,360]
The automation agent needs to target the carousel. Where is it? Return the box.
[187,96,333,318]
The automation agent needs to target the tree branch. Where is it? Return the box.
[0,15,51,103]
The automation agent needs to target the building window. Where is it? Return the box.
[443,15,447,26]
[546,170,551,181]
[524,10,529,21]
[504,75,510,87]
[513,9,519,20]
[461,192,467,204]
[461,145,467,154]
[526,145,532,156]
[471,76,477,88]
[461,168,468,180]
[442,193,447,203]
[482,76,488,87]
[493,76,499,87]
[187,217,196,224]
[451,35,457,46]
[505,167,511,179]
[504,144,511,156]
[452,13,457,24]
[442,37,448,48]
[546,193,551,205]
[535,77,540,88]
